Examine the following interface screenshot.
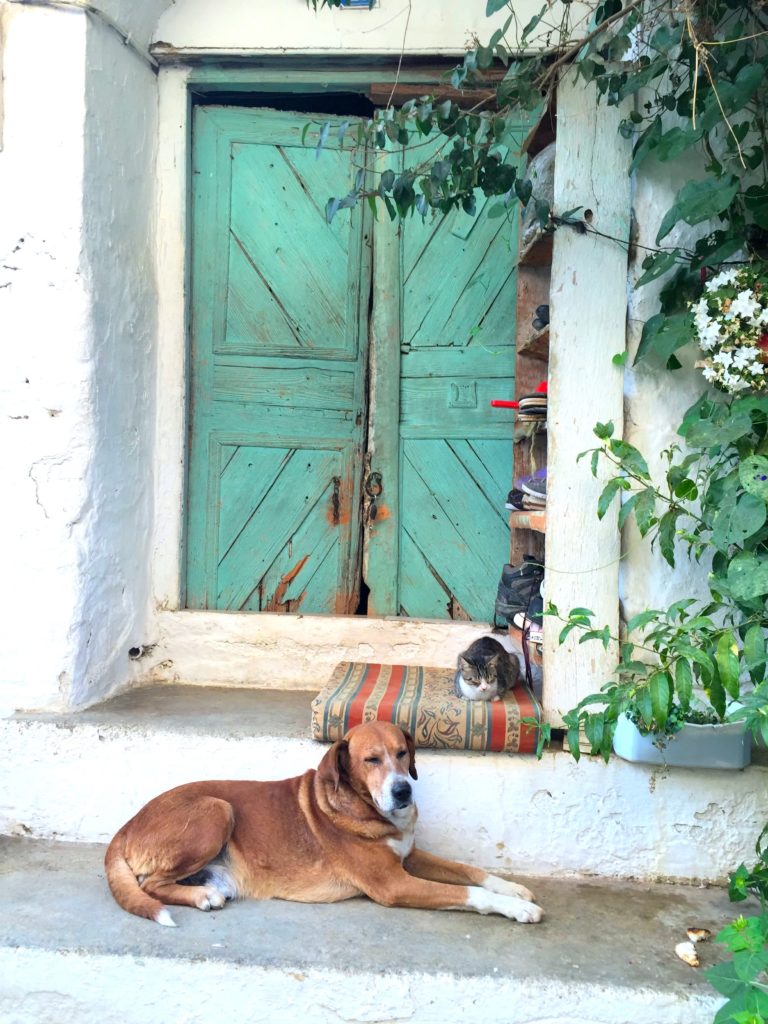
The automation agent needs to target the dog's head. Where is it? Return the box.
[318,721,417,818]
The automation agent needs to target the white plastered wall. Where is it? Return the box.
[0,2,159,714]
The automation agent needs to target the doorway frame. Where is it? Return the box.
[150,62,496,690]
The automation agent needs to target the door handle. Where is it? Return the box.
[364,471,383,498]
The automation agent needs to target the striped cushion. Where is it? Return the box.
[311,663,541,754]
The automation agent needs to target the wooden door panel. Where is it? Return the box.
[365,124,529,621]
[185,106,369,613]
[226,144,355,357]
[399,438,511,620]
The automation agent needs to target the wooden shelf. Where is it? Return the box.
[518,230,553,268]
[517,325,549,361]
[508,509,546,533]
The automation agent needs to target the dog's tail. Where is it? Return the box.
[104,828,176,927]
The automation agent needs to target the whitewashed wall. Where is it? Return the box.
[153,0,580,54]
[0,4,158,714]
[622,152,714,620]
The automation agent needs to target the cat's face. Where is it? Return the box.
[459,654,500,693]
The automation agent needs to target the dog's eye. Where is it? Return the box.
[396,750,407,759]
[364,756,381,765]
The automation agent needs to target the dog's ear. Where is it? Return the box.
[318,739,350,792]
[402,729,418,780]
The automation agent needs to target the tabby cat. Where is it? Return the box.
[454,636,520,702]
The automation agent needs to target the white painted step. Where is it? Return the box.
[0,836,735,1024]
[2,684,767,883]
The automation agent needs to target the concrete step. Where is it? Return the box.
[0,835,738,1024]
[2,683,768,883]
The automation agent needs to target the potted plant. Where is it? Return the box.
[547,345,768,765]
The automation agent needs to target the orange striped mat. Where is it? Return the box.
[311,663,541,754]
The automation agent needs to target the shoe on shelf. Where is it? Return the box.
[494,556,544,623]
[512,593,544,645]
[517,469,547,500]
[505,488,526,511]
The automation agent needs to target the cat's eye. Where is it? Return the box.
[364,755,381,765]
[396,749,407,759]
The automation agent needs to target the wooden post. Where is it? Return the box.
[364,163,402,616]
[543,70,631,726]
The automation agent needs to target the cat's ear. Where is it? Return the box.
[317,739,350,792]
[458,655,471,672]
[402,729,418,780]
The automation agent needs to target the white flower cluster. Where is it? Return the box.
[691,265,768,394]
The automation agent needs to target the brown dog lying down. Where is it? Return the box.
[105,720,543,927]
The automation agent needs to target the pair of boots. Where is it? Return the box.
[495,556,544,644]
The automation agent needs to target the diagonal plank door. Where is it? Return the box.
[185,106,370,613]
[366,128,528,620]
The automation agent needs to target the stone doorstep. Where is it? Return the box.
[2,684,768,884]
[0,836,736,1024]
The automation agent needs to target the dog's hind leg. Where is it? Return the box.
[131,796,236,912]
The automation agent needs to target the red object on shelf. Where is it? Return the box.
[491,380,547,409]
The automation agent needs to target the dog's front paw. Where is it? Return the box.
[196,887,227,911]
[510,899,543,924]
[468,887,544,922]
[483,874,536,904]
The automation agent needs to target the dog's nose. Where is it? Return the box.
[392,780,412,807]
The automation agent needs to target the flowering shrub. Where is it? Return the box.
[692,265,768,393]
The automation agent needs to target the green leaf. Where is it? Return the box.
[743,625,767,683]
[657,510,679,567]
[658,176,740,243]
[675,643,714,684]
[716,631,741,701]
[675,659,693,709]
[630,118,663,172]
[740,456,768,501]
[594,421,615,440]
[649,670,671,729]
[559,622,578,645]
[635,312,693,364]
[583,712,605,753]
[635,686,654,729]
[635,250,680,288]
[627,610,661,633]
[727,551,768,603]
[609,440,650,480]
[618,491,639,530]
[653,125,704,162]
[486,0,509,14]
[634,488,657,536]
[730,494,768,544]
[705,959,743,998]
[566,723,581,762]
[597,478,625,520]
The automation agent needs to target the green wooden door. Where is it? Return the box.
[185,106,370,613]
[364,171,521,621]
[186,104,521,621]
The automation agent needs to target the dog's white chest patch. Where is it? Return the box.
[387,825,415,861]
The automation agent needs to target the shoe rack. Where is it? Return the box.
[507,105,556,662]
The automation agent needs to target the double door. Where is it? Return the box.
[185,105,521,620]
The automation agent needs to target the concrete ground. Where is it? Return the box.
[0,835,741,1024]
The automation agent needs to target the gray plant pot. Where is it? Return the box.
[613,713,752,769]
